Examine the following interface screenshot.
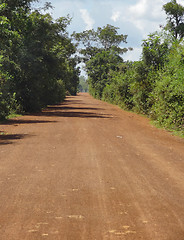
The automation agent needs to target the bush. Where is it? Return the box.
[0,92,9,120]
[102,71,133,109]
[129,62,155,114]
[0,71,11,120]
[151,46,184,132]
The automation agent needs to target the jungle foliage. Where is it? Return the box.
[0,0,79,119]
[75,0,184,135]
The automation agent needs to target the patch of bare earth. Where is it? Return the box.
[0,93,184,239]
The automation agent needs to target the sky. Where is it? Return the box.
[35,0,184,62]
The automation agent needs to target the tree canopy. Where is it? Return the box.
[72,24,132,98]
[163,0,184,39]
[72,24,131,61]
[0,0,79,117]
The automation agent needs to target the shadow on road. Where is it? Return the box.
[0,119,56,125]
[0,119,54,145]
[34,110,111,119]
[32,103,111,119]
[0,133,30,145]
[0,96,111,146]
[47,106,104,111]
[63,100,83,105]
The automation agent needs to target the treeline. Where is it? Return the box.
[0,0,79,119]
[78,76,89,93]
[73,0,184,135]
[102,38,184,134]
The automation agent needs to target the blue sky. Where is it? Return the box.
[35,0,184,61]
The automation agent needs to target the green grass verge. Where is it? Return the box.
[150,120,184,139]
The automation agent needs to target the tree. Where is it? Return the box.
[73,24,132,98]
[78,76,88,92]
[0,0,79,115]
[87,50,122,98]
[72,24,131,62]
[163,0,184,40]
[142,32,169,70]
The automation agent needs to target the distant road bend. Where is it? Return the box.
[0,93,184,240]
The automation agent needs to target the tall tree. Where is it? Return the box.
[142,32,169,70]
[72,24,131,62]
[163,0,184,40]
[87,50,122,98]
[73,25,132,98]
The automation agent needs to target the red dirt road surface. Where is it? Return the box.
[0,93,184,240]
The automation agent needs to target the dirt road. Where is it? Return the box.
[0,93,184,240]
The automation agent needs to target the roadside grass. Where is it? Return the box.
[7,113,22,119]
[150,120,184,139]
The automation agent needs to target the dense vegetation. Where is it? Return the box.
[1,0,183,135]
[78,76,88,93]
[0,0,79,119]
[74,0,184,135]
[72,24,132,98]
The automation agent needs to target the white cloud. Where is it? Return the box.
[80,9,95,30]
[111,11,121,22]
[129,0,167,20]
[127,0,167,36]
[129,0,148,18]
[177,0,184,6]
[124,47,142,62]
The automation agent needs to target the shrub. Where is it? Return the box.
[129,62,155,114]
[102,70,133,110]
[151,45,184,132]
